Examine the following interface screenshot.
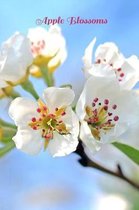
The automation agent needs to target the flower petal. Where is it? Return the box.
[43,87,75,111]
[61,107,79,138]
[47,132,78,157]
[82,37,96,69]
[9,97,39,126]
[80,121,101,153]
[119,122,139,150]
[0,32,33,82]
[95,42,119,62]
[13,127,43,155]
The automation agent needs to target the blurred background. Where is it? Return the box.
[0,0,139,209]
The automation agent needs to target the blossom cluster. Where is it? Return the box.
[1,25,139,157]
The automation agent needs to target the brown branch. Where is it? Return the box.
[75,141,139,191]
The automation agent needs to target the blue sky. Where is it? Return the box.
[0,0,139,209]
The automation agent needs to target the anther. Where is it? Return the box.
[112,104,117,110]
[32,117,36,122]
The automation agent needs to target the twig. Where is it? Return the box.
[75,141,139,191]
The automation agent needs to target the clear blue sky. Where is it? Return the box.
[0,1,139,210]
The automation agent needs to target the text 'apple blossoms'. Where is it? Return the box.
[1,25,139,190]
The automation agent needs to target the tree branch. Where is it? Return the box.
[75,141,139,191]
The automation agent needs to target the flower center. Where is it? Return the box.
[28,99,69,143]
[31,40,46,56]
[85,97,119,140]
[95,58,125,82]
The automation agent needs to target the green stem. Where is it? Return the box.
[40,65,55,87]
[0,119,16,129]
[10,90,21,99]
[21,79,39,100]
[0,141,15,157]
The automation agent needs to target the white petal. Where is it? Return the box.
[13,127,43,155]
[82,37,96,69]
[48,46,67,68]
[9,97,39,126]
[47,132,78,157]
[61,107,79,138]
[127,55,139,73]
[80,121,101,154]
[119,122,139,150]
[95,42,119,62]
[118,60,139,89]
[28,27,48,44]
[0,32,33,82]
[85,63,115,79]
[43,87,75,111]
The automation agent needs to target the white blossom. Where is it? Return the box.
[28,25,67,74]
[83,38,139,90]
[9,87,79,156]
[0,32,33,87]
[76,75,139,153]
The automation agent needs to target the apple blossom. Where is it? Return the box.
[28,25,67,76]
[9,87,79,156]
[83,38,139,90]
[76,75,139,153]
[0,32,33,88]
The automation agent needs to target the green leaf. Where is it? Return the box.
[113,142,139,165]
[0,141,15,158]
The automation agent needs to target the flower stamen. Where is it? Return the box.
[85,97,119,140]
[28,100,69,147]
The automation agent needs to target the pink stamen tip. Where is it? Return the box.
[61,112,66,116]
[108,112,112,116]
[92,102,96,107]
[45,133,52,139]
[94,97,99,103]
[117,68,122,72]
[112,104,117,110]
[104,105,108,111]
[33,126,37,130]
[104,99,109,105]
[93,109,97,115]
[97,59,101,64]
[120,73,124,77]
[42,40,45,45]
[32,117,36,122]
[37,108,41,113]
[114,116,119,121]
[43,106,47,111]
[49,114,55,118]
